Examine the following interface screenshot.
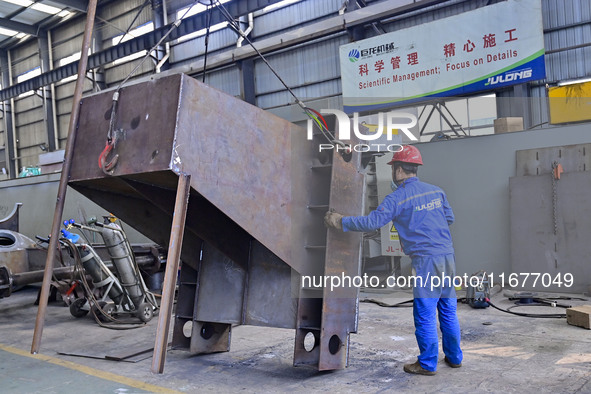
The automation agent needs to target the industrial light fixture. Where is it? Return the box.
[558,77,591,86]
[0,0,63,15]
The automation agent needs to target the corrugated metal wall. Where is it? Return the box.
[52,16,92,151]
[254,34,347,108]
[99,1,155,86]
[11,40,45,170]
[0,0,589,177]
[252,0,342,37]
[543,0,591,82]
[0,104,5,178]
[381,0,487,33]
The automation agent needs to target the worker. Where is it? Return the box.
[324,145,462,376]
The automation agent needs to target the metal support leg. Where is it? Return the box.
[30,0,98,354]
[151,173,191,374]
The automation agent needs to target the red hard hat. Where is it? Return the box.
[387,145,423,165]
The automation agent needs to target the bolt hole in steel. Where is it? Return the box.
[328,334,342,355]
[200,323,214,340]
[0,232,16,246]
[317,150,331,165]
[131,116,141,129]
[340,150,353,163]
[182,320,193,338]
[303,331,316,352]
[151,150,159,161]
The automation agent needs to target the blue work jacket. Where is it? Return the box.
[342,177,454,258]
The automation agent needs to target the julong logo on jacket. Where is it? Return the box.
[414,198,443,212]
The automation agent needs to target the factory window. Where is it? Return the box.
[261,0,302,13]
[174,1,230,43]
[112,50,148,66]
[417,93,497,141]
[176,0,231,20]
[57,51,88,83]
[16,67,41,98]
[175,21,228,44]
[59,52,81,67]
[112,22,154,45]
[111,22,154,66]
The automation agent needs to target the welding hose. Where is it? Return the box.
[485,298,566,318]
[360,298,413,308]
[63,238,147,330]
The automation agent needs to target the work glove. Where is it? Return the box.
[324,210,344,231]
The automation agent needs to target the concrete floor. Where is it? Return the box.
[1,286,591,393]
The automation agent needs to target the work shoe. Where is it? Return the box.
[403,361,436,376]
[444,356,462,368]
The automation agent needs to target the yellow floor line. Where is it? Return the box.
[0,343,181,394]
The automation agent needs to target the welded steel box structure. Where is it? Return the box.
[68,73,364,370]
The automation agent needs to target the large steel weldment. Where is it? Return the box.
[68,73,363,370]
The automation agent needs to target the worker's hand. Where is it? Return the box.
[324,211,344,231]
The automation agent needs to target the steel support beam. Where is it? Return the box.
[0,0,282,101]
[38,31,57,152]
[345,0,365,42]
[152,173,191,374]
[90,19,106,91]
[31,0,98,355]
[0,50,16,178]
[0,17,38,36]
[165,0,451,79]
[513,83,532,130]
[0,0,449,101]
[239,59,256,105]
[151,0,170,72]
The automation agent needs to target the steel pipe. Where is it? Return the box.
[31,0,98,354]
[151,173,191,374]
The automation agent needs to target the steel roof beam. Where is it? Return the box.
[171,0,451,77]
[0,17,38,36]
[0,0,281,101]
[0,0,452,101]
